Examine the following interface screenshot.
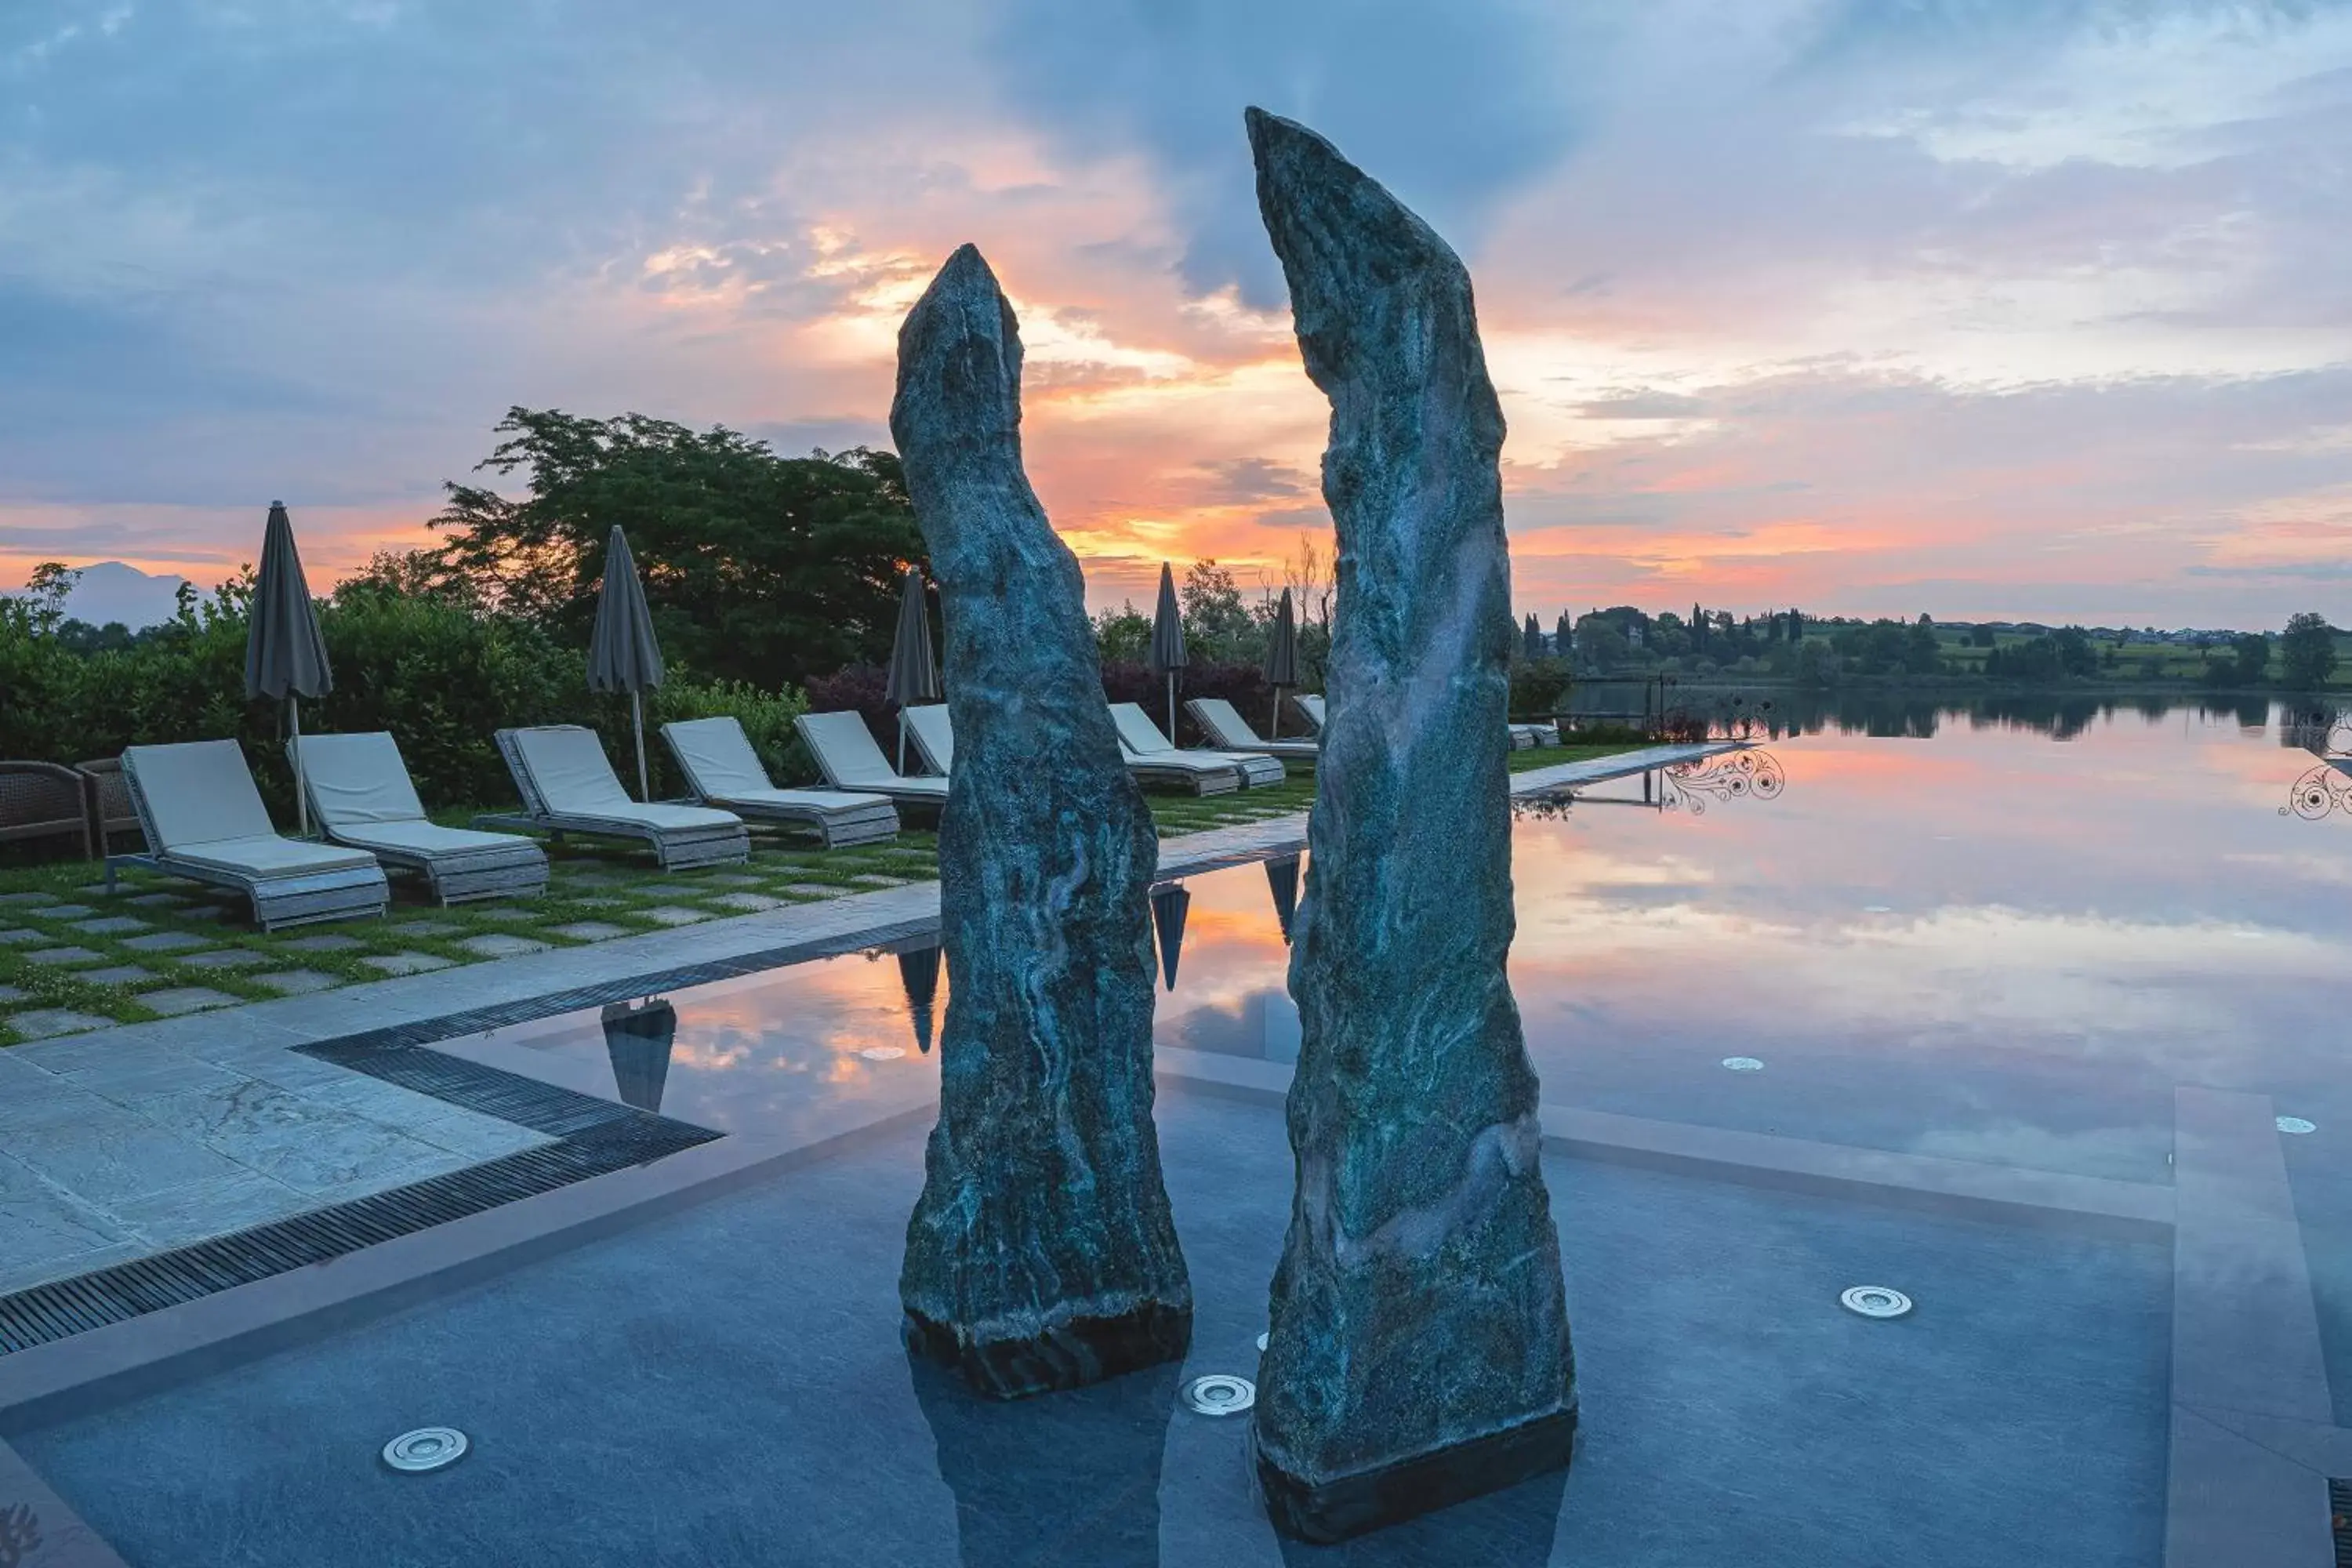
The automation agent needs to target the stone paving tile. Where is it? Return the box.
[284,932,365,953]
[406,1109,552,1161]
[176,904,234,922]
[711,892,786,912]
[140,987,239,1016]
[101,1168,310,1250]
[0,927,44,944]
[125,891,191,908]
[547,921,630,942]
[78,965,158,986]
[0,1153,138,1293]
[637,906,711,927]
[3,1008,112,1040]
[122,929,216,953]
[459,933,550,958]
[71,915,150,935]
[851,874,913,887]
[702,873,767,887]
[176,947,268,969]
[74,1054,252,1104]
[391,920,461,938]
[637,884,699,898]
[24,946,104,966]
[361,951,453,976]
[251,969,344,996]
[140,1078,474,1195]
[0,891,60,905]
[782,884,850,898]
[0,983,27,1003]
[30,903,97,920]
[0,1093,252,1202]
[568,896,628,909]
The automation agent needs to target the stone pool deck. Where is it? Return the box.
[0,743,1730,1298]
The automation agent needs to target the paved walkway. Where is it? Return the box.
[0,745,1730,1296]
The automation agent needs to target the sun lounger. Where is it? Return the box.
[107,740,389,930]
[898,704,955,775]
[661,717,900,848]
[1108,705,1276,793]
[793,710,951,810]
[291,731,549,905]
[1184,697,1320,764]
[1291,691,1555,750]
[481,725,749,870]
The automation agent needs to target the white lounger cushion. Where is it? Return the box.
[510,726,739,829]
[1294,694,1326,731]
[168,833,378,880]
[900,704,954,774]
[125,739,280,848]
[294,731,432,828]
[1108,704,1254,771]
[665,717,893,816]
[1186,697,1317,757]
[798,711,949,797]
[325,818,539,858]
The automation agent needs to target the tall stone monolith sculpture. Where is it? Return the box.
[890,243,1192,1399]
[1243,107,1578,1542]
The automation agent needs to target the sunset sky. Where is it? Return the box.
[4,0,2349,628]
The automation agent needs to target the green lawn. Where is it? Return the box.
[0,741,1629,1045]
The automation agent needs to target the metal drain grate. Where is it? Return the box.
[0,1110,718,1356]
[298,1037,679,1138]
[2332,1478,2352,1568]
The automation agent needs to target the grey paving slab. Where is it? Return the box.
[250,969,343,996]
[0,926,46,944]
[68,916,148,936]
[22,947,103,967]
[358,951,453,976]
[72,1054,252,1105]
[0,1094,252,1204]
[288,1073,469,1127]
[634,883,699,898]
[637,906,711,927]
[99,1168,310,1250]
[74,966,156,987]
[0,891,60,905]
[2163,1406,2336,1567]
[174,947,267,970]
[0,984,27,1003]
[782,884,850,898]
[180,1042,357,1091]
[850,873,911,886]
[547,921,629,942]
[281,933,365,953]
[124,892,190,909]
[405,1108,554,1161]
[565,895,628,909]
[459,933,550,958]
[119,930,215,953]
[0,1237,154,1299]
[137,987,238,1018]
[390,920,460,938]
[3,1010,113,1040]
[27,903,96,920]
[2198,1409,2352,1476]
[174,903,234,922]
[138,1080,477,1196]
[711,891,785,912]
[702,873,767,887]
[0,1149,130,1283]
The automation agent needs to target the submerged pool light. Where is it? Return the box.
[2278,1116,2317,1135]
[382,1427,469,1473]
[1722,1057,1765,1072]
[1181,1374,1257,1416]
[1840,1286,1913,1320]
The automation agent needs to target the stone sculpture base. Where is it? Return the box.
[902,1302,1192,1402]
[1251,1405,1578,1544]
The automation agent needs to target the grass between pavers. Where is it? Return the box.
[0,742,1635,1046]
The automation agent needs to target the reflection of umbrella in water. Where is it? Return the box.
[1149,882,1190,991]
[1265,855,1300,944]
[898,942,942,1054]
[601,998,677,1112]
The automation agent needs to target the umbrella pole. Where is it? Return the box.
[1269,687,1280,740]
[896,710,907,775]
[1167,674,1177,745]
[290,696,309,837]
[632,691,649,802]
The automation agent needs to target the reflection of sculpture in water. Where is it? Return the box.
[906,1350,1177,1568]
[600,998,677,1113]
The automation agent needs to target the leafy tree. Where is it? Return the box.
[2281,612,2338,689]
[1093,603,1153,665]
[430,408,924,688]
[1523,613,1544,660]
[2230,632,2270,684]
[2053,626,2099,677]
[1180,559,1261,663]
[1969,624,1997,648]
[1907,614,1941,676]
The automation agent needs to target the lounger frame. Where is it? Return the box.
[660,720,901,849]
[290,735,549,907]
[481,728,750,871]
[108,752,389,931]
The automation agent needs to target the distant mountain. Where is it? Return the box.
[12,561,194,630]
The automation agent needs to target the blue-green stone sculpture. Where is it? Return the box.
[1244,107,1578,1541]
[888,242,1192,1399]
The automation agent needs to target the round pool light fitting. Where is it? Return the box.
[1257,1332,1269,1352]
[1181,1374,1256,1416]
[1840,1286,1912,1320]
[382,1427,469,1473]
[2278,1116,2317,1135]
[1722,1057,1765,1072]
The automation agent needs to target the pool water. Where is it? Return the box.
[7,695,2344,1562]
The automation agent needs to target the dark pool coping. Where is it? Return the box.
[1,874,2341,1563]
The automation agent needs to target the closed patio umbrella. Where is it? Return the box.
[1149,562,1189,742]
[885,568,942,773]
[586,526,665,801]
[245,501,333,837]
[1150,881,1191,991]
[601,998,677,1112]
[1262,587,1299,739]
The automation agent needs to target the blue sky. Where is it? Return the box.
[4,0,2348,627]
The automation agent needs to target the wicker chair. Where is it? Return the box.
[0,761,94,859]
[77,757,147,854]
